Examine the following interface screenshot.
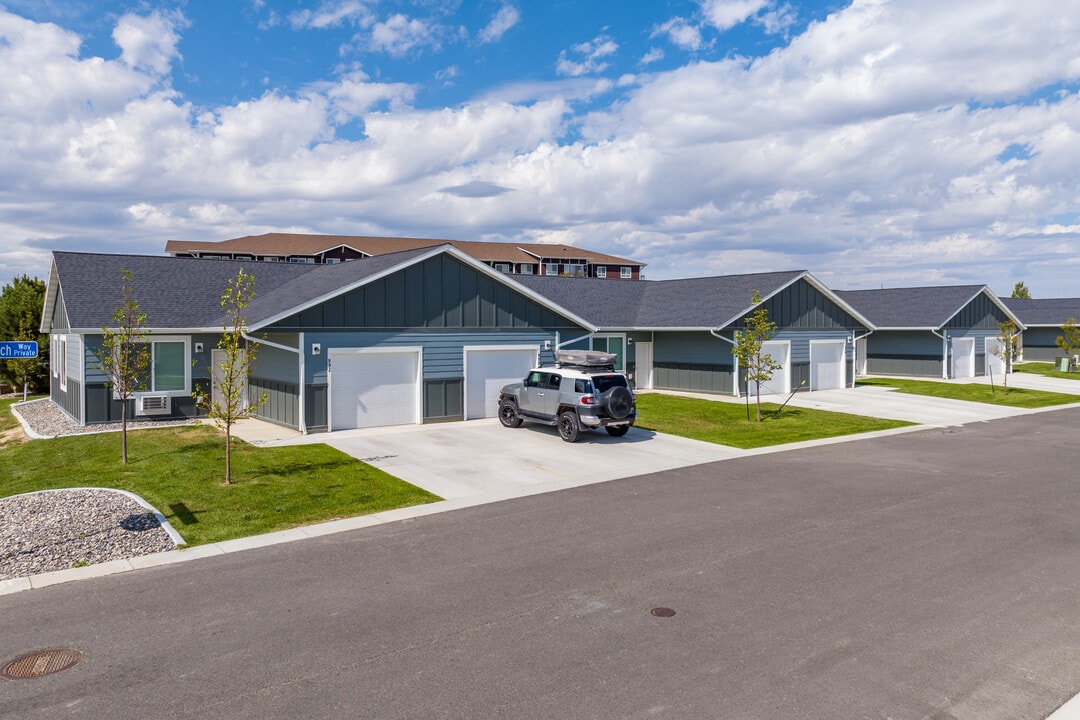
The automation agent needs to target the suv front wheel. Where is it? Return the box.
[498,400,524,428]
[557,411,581,443]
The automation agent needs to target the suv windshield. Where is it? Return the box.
[591,374,629,393]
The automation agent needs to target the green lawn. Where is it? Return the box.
[857,377,1079,408]
[0,412,440,546]
[1014,362,1080,381]
[634,393,911,449]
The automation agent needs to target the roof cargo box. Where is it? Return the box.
[555,349,617,367]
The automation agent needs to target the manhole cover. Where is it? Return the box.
[651,607,676,617]
[1,649,83,680]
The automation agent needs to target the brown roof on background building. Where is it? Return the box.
[164,232,644,267]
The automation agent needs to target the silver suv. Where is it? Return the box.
[497,350,637,442]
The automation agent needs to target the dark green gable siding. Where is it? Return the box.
[268,255,577,331]
[944,293,1008,330]
[736,278,864,330]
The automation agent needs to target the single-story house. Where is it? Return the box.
[1000,298,1080,362]
[836,286,1023,379]
[517,270,873,396]
[42,245,595,433]
[165,232,646,279]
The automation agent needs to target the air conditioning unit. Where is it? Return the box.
[136,395,171,416]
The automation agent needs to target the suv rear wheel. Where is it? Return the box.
[498,400,524,428]
[557,411,581,443]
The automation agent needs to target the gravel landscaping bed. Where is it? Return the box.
[12,397,193,438]
[0,489,179,580]
[2,399,187,581]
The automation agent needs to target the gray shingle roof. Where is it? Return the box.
[1001,297,1080,326]
[514,270,806,328]
[52,252,319,330]
[835,286,987,328]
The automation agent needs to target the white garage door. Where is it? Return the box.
[985,338,1005,379]
[329,349,420,430]
[951,338,975,379]
[748,341,790,396]
[464,346,538,420]
[810,340,846,391]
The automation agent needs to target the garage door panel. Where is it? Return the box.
[810,341,846,391]
[952,338,975,378]
[330,350,419,430]
[465,347,537,419]
[750,341,789,396]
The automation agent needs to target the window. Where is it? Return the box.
[596,267,607,278]
[591,335,625,370]
[326,258,342,265]
[152,341,186,391]
[546,263,559,276]
[519,264,534,275]
[288,257,315,264]
[565,264,585,277]
[620,266,633,279]
[546,374,562,389]
[56,335,67,390]
[495,263,511,273]
[525,371,546,388]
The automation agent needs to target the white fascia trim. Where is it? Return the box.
[40,260,60,334]
[711,271,807,330]
[942,287,1026,332]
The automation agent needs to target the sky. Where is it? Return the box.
[1,0,1079,297]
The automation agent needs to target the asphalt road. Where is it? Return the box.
[4,409,1080,719]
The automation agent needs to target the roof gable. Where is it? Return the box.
[1002,297,1080,326]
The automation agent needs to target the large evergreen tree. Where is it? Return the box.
[0,275,48,395]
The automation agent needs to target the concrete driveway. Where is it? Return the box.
[241,418,746,502]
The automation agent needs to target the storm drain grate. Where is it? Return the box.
[1,649,83,680]
[651,607,676,617]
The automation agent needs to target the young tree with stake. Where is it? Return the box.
[733,290,782,422]
[1058,318,1080,372]
[196,269,266,484]
[97,268,151,464]
[990,319,1020,391]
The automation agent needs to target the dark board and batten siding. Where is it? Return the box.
[269,254,579,332]
[944,293,1008,330]
[747,279,863,331]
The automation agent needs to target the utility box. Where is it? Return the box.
[1057,356,1071,372]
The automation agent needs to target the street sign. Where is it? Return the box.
[0,341,38,359]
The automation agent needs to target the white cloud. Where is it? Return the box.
[112,10,187,75]
[699,0,770,31]
[479,5,519,43]
[640,47,665,65]
[651,18,704,52]
[4,2,1080,297]
[357,13,434,56]
[556,34,618,77]
[289,1,373,30]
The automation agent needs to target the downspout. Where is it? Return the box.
[710,329,739,397]
[930,328,948,379]
[850,329,873,387]
[242,330,307,434]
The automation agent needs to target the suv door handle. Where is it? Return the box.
[537,392,544,397]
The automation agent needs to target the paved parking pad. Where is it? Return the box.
[256,419,745,501]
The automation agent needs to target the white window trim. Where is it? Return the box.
[620,266,632,279]
[519,264,534,275]
[546,263,559,276]
[596,267,607,278]
[136,336,192,396]
[590,333,627,370]
[58,335,67,391]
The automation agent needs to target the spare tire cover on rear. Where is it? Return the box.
[601,386,633,419]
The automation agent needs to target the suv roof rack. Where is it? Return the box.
[554,349,617,371]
